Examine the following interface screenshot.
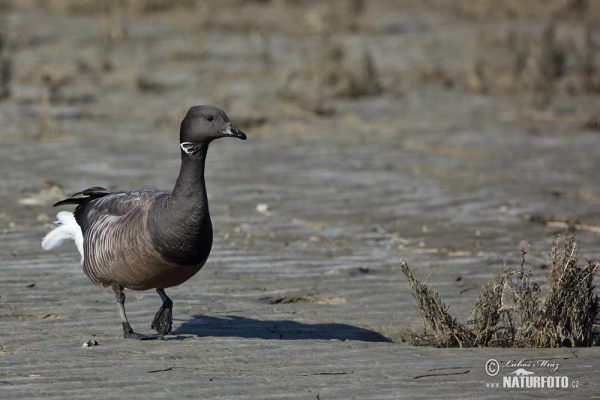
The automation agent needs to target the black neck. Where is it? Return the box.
[148,143,213,266]
[171,143,209,204]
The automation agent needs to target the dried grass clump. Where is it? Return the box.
[401,262,475,347]
[402,234,599,347]
[421,0,572,20]
[277,37,382,115]
[523,235,599,347]
[0,9,12,100]
[468,252,543,347]
[338,49,383,98]
[570,23,600,94]
[465,19,600,107]
[291,0,366,36]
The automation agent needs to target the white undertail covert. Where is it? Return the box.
[41,211,84,264]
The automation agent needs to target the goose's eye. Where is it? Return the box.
[207,116,214,122]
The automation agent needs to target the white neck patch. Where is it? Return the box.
[180,142,200,155]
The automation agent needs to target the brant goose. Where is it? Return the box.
[41,105,247,339]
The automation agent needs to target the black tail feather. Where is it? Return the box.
[53,186,112,207]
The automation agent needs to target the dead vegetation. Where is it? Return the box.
[419,0,594,20]
[0,0,596,127]
[274,1,381,115]
[408,0,600,115]
[402,234,599,347]
[35,71,70,140]
[0,6,12,100]
[277,37,382,115]
[465,19,600,105]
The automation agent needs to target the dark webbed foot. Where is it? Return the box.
[151,288,173,335]
[124,332,165,340]
[122,322,164,340]
[150,308,172,336]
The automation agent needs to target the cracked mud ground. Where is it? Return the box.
[0,1,599,398]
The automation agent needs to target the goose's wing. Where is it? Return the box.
[54,188,171,287]
[54,187,169,232]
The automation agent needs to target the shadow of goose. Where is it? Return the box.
[173,315,392,342]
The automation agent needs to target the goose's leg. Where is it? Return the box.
[111,284,158,340]
[151,288,173,335]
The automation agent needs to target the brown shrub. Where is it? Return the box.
[403,234,599,347]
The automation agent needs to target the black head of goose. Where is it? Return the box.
[42,105,247,339]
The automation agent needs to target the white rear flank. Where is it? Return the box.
[41,211,84,264]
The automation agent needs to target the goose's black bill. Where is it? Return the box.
[223,122,246,140]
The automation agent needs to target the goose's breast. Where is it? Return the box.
[82,210,207,290]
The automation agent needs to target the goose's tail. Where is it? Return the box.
[41,211,84,264]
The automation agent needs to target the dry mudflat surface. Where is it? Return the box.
[0,1,599,398]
